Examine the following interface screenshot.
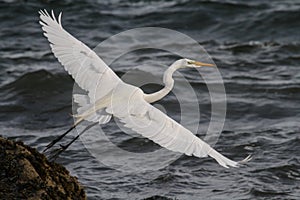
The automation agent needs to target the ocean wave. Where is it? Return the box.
[1,1,300,199]
[1,70,73,94]
[0,70,74,128]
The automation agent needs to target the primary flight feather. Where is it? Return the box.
[39,10,251,168]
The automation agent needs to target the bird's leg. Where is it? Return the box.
[45,96,109,153]
[43,118,83,153]
[49,121,98,160]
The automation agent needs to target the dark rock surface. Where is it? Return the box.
[0,136,86,200]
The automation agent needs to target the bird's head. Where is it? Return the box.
[173,58,215,69]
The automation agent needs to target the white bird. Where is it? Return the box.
[39,10,251,168]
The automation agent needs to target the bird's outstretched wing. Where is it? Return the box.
[107,88,251,168]
[39,10,121,123]
[39,10,121,104]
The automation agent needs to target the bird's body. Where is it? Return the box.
[39,10,251,168]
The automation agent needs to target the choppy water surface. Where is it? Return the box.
[0,0,299,199]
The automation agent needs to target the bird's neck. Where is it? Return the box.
[144,64,180,103]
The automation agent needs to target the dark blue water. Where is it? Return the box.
[0,0,300,199]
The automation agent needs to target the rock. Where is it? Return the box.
[0,136,86,200]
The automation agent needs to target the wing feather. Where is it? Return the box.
[108,88,248,168]
[39,10,121,124]
[39,10,121,103]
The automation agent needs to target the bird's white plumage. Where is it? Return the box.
[39,10,121,103]
[40,10,251,168]
[105,84,246,168]
[73,94,111,124]
[39,10,118,124]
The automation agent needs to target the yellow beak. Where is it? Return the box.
[191,60,215,67]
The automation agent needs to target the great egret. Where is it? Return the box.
[39,10,251,168]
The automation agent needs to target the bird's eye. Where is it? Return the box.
[187,61,193,65]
